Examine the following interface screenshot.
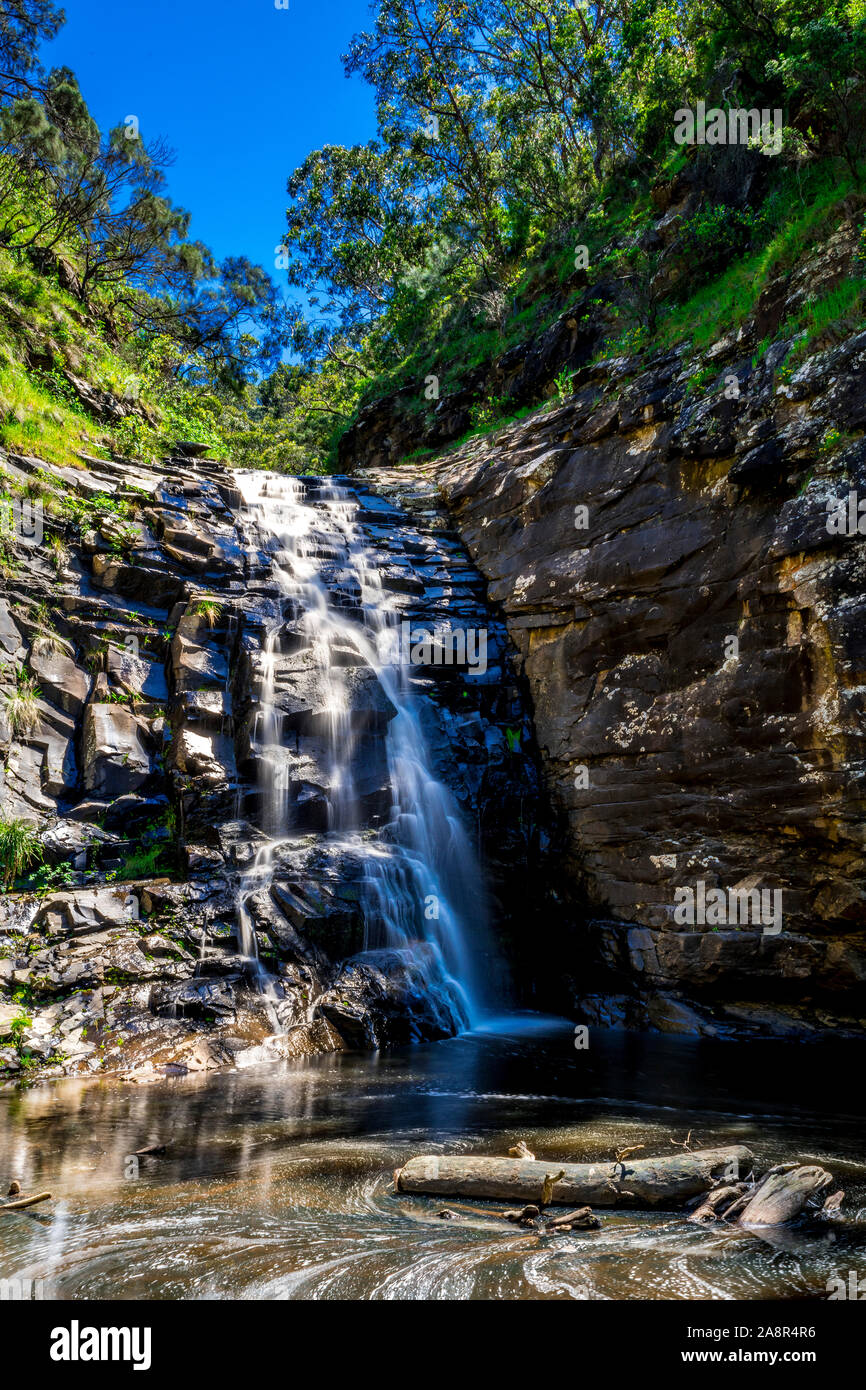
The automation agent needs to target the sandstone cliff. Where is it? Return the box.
[364,322,866,1039]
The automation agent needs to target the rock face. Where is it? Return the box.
[0,447,547,1082]
[81,704,153,798]
[365,324,866,1038]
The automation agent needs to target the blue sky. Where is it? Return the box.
[45,0,377,279]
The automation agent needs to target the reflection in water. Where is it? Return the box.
[1,1023,865,1300]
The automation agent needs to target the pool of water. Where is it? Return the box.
[2,1018,864,1300]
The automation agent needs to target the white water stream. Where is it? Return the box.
[233,471,483,1029]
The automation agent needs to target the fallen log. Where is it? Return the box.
[395,1145,752,1208]
[0,1190,52,1212]
[738,1166,833,1227]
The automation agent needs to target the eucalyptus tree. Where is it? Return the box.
[0,0,64,102]
[343,0,508,269]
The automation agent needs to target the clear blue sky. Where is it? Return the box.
[45,0,377,279]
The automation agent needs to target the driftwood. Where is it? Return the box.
[0,1190,52,1212]
[503,1204,541,1224]
[545,1206,600,1231]
[737,1166,833,1227]
[501,1202,601,1230]
[507,1141,535,1160]
[395,1145,752,1208]
[689,1183,748,1223]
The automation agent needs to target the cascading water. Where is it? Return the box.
[233,470,485,1032]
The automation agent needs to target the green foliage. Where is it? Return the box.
[553,368,575,401]
[247,0,866,466]
[192,599,223,627]
[0,816,42,886]
[0,1,864,478]
[680,204,765,281]
[9,1000,32,1050]
[781,275,866,354]
[25,859,76,895]
[469,395,505,431]
[764,1,866,180]
[3,665,41,734]
[107,843,165,882]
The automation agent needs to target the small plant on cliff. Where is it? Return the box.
[4,668,41,735]
[553,368,575,402]
[26,861,76,896]
[9,1000,32,1051]
[33,604,66,654]
[469,395,505,432]
[46,534,69,572]
[821,427,844,452]
[111,843,166,882]
[192,599,224,627]
[0,818,43,887]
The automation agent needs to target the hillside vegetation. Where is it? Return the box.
[0,1,863,484]
[268,0,866,467]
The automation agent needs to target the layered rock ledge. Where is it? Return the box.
[0,451,547,1081]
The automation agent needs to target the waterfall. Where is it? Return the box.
[233,470,484,1031]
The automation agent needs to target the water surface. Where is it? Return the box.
[2,1019,864,1300]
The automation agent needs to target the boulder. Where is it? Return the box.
[106,646,168,702]
[82,703,152,798]
[0,599,25,660]
[36,887,139,937]
[28,643,90,717]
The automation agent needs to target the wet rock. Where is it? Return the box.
[0,598,25,661]
[0,446,548,1078]
[170,633,229,692]
[35,887,139,938]
[317,946,467,1048]
[380,321,866,1037]
[106,646,168,702]
[29,643,90,716]
[82,703,152,798]
[150,977,240,1022]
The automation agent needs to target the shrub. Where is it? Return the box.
[680,203,764,283]
[4,667,41,734]
[0,817,42,887]
[192,599,224,627]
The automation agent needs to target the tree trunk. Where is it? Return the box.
[395,1146,753,1208]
